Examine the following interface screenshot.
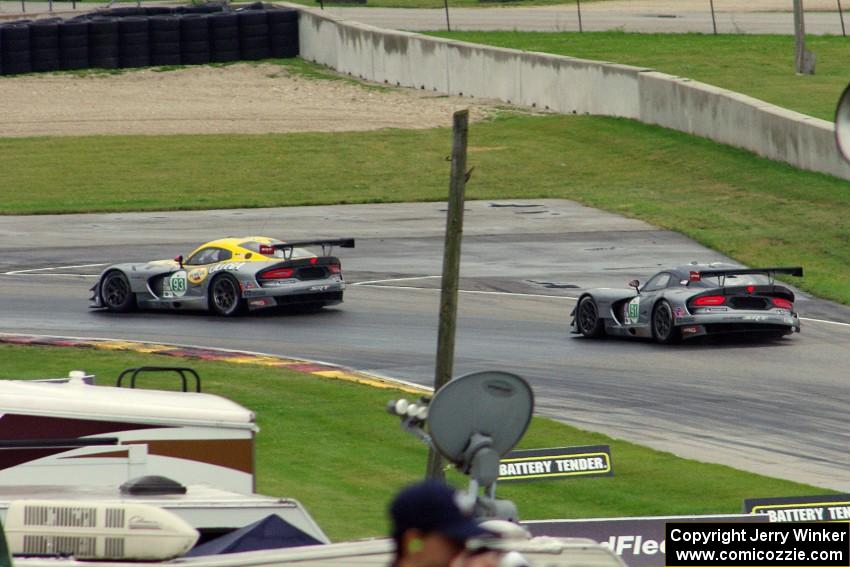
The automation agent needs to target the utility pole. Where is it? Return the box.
[794,0,816,74]
[576,0,583,32]
[709,0,717,35]
[426,109,469,481]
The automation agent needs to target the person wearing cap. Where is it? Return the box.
[389,480,499,567]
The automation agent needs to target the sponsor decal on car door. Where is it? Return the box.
[624,297,640,325]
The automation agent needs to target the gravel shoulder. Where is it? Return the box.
[0,63,495,137]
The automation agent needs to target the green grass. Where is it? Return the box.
[0,344,830,541]
[427,31,850,121]
[2,112,848,304]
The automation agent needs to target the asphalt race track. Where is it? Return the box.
[1,200,849,490]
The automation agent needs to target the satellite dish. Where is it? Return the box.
[834,83,850,163]
[427,371,534,465]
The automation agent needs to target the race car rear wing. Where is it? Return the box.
[269,238,355,260]
[692,266,803,279]
[689,266,803,288]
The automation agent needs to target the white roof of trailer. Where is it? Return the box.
[0,380,255,430]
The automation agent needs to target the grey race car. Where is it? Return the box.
[90,236,355,316]
[570,263,804,343]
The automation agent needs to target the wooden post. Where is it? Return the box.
[576,0,583,32]
[794,0,806,73]
[425,109,469,481]
[709,0,717,34]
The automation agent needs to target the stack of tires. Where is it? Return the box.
[59,20,89,70]
[267,8,298,59]
[88,17,119,69]
[149,16,180,66]
[119,17,150,68]
[0,3,299,76]
[180,14,210,65]
[209,12,239,63]
[1,23,32,75]
[237,9,269,61]
[30,20,60,72]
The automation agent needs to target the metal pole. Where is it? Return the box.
[425,109,469,481]
[21,0,25,13]
[709,0,717,34]
[576,0,583,32]
[838,0,846,36]
[443,0,451,32]
[793,0,810,73]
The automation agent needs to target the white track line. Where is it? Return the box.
[352,275,441,285]
[5,263,107,275]
[799,317,850,328]
[356,282,578,301]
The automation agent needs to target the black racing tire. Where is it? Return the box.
[100,271,137,312]
[209,274,245,317]
[180,15,210,42]
[576,296,605,338]
[652,300,680,344]
[151,50,181,66]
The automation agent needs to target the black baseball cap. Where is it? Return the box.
[390,481,495,542]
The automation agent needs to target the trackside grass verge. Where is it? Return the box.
[426,31,850,121]
[2,113,848,304]
[0,344,830,541]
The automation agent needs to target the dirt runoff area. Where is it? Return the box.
[0,63,495,137]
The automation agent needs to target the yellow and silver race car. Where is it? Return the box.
[90,236,355,316]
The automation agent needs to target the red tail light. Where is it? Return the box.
[259,267,294,280]
[772,297,793,310]
[693,295,726,306]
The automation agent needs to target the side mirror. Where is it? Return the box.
[174,255,184,269]
[628,279,640,294]
[835,83,850,163]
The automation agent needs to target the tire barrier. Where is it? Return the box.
[0,4,298,76]
[179,14,210,66]
[268,9,297,59]
[209,12,239,63]
[238,9,269,61]
[1,23,32,75]
[150,15,180,66]
[30,20,60,72]
[119,16,150,68]
[59,20,88,70]
[88,17,119,69]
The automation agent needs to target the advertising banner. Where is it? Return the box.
[524,514,768,567]
[498,445,612,483]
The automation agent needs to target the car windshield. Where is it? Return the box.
[239,240,315,259]
[698,273,771,287]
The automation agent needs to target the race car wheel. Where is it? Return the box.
[209,274,245,317]
[652,300,680,344]
[577,296,605,338]
[100,270,136,312]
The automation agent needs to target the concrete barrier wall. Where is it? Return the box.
[294,5,850,181]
